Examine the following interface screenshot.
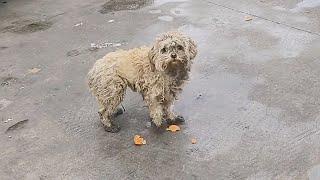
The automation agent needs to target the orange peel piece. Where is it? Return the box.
[134,135,146,145]
[166,125,181,132]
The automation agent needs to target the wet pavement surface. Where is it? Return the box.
[1,0,320,179]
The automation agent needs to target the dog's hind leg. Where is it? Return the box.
[114,106,125,117]
[98,77,127,133]
[99,105,124,118]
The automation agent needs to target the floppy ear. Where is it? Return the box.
[148,46,157,72]
[187,37,197,60]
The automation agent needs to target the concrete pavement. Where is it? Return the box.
[1,0,320,179]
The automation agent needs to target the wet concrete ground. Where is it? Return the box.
[1,0,320,179]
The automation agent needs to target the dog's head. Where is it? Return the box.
[148,31,197,73]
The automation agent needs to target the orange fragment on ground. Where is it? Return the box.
[191,138,197,144]
[166,125,180,132]
[134,135,146,145]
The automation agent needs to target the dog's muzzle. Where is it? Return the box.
[162,58,186,71]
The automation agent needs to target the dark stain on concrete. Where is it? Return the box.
[66,49,81,57]
[1,20,53,34]
[1,76,18,86]
[17,21,53,33]
[99,0,153,14]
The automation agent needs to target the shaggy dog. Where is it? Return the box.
[87,31,197,132]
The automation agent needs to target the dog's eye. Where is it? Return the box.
[177,45,184,51]
[161,48,167,53]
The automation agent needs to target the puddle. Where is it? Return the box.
[291,0,320,12]
[158,15,174,22]
[154,0,188,6]
[308,164,320,180]
[1,20,53,34]
[149,9,162,14]
[170,8,183,15]
[99,0,153,14]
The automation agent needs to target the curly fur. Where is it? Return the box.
[87,31,197,132]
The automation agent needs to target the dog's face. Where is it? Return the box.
[148,31,197,74]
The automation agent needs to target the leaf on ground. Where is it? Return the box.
[5,119,29,133]
[134,135,146,145]
[166,125,180,132]
[244,16,253,21]
[28,67,41,74]
[191,138,197,144]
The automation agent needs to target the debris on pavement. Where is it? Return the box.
[134,135,146,145]
[74,22,83,27]
[108,19,115,23]
[244,16,253,21]
[166,125,180,132]
[145,121,152,128]
[191,138,197,144]
[90,42,123,49]
[28,67,41,74]
[196,93,203,100]
[5,119,29,133]
[4,118,13,123]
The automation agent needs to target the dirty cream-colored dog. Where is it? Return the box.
[88,31,197,132]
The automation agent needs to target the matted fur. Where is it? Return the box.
[87,31,197,132]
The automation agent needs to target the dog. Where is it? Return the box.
[87,31,197,132]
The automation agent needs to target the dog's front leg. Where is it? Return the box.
[163,102,185,125]
[149,103,165,127]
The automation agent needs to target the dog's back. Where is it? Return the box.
[87,46,151,93]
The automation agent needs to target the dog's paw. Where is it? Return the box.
[153,120,163,127]
[113,107,124,117]
[150,118,166,128]
[175,115,185,123]
[104,125,121,133]
[167,115,185,125]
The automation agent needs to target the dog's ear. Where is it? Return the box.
[148,46,156,71]
[187,37,197,60]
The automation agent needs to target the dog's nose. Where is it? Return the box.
[171,53,177,59]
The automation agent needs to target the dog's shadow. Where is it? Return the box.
[94,93,193,177]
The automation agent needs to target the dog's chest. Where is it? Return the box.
[134,73,183,102]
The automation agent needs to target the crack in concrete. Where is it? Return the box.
[206,0,320,37]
